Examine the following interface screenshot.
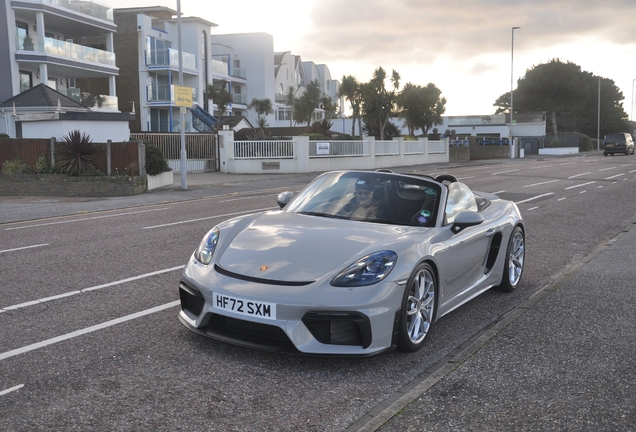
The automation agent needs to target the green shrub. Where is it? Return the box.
[145,143,171,176]
[2,157,30,174]
[578,133,594,152]
[57,130,96,176]
[34,155,56,174]
[0,133,9,138]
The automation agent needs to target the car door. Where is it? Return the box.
[433,183,494,311]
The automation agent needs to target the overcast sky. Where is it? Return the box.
[105,0,636,119]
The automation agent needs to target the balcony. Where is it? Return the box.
[30,0,114,22]
[67,88,118,110]
[211,58,228,76]
[232,93,247,104]
[16,34,116,67]
[231,67,246,79]
[147,85,197,104]
[148,48,197,71]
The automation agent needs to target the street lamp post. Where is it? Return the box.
[632,78,636,121]
[510,26,520,145]
[177,0,187,189]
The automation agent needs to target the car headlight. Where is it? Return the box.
[331,251,397,287]
[194,226,220,265]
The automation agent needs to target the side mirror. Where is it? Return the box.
[277,191,293,209]
[451,211,484,234]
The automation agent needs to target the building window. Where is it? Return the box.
[47,78,57,90]
[150,109,169,132]
[19,71,32,93]
[146,36,171,66]
[276,107,290,122]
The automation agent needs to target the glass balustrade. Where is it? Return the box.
[148,48,197,70]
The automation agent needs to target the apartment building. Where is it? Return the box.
[0,0,142,138]
[111,6,218,133]
[210,32,340,128]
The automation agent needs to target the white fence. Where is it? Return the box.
[220,133,449,174]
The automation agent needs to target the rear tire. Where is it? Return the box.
[496,226,525,292]
[397,263,437,352]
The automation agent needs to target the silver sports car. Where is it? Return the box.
[178,170,525,356]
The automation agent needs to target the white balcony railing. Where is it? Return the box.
[232,93,247,104]
[16,34,116,67]
[148,48,196,71]
[43,0,114,22]
[211,58,228,75]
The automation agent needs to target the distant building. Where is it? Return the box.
[111,6,218,133]
[0,0,132,138]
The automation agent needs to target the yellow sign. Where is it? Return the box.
[174,86,192,107]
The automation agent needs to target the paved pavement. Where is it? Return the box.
[354,216,636,431]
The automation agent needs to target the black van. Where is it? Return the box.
[603,133,635,156]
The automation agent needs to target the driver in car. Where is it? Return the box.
[342,180,391,220]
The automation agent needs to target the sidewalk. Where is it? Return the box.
[353,217,636,431]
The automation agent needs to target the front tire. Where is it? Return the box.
[398,263,437,352]
[497,226,525,292]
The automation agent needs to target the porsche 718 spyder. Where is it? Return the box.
[178,170,525,357]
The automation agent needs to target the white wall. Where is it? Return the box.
[22,120,131,141]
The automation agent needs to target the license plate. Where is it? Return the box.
[606,143,614,147]
[213,292,276,320]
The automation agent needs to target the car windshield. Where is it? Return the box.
[604,134,626,143]
[284,171,442,226]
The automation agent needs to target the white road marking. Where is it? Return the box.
[558,197,567,201]
[527,206,539,211]
[0,384,24,397]
[0,266,184,313]
[529,165,553,170]
[565,181,596,190]
[580,190,587,194]
[559,162,577,166]
[605,173,625,180]
[492,169,520,175]
[523,180,559,188]
[143,208,277,229]
[0,301,180,362]
[4,208,170,231]
[515,193,554,205]
[568,172,591,179]
[598,167,616,172]
[220,195,276,202]
[457,176,474,180]
[492,190,506,195]
[0,244,48,254]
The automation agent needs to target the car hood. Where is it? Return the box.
[218,211,404,282]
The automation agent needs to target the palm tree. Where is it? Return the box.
[248,98,274,129]
[294,79,322,126]
[339,75,363,137]
[205,83,233,117]
[283,85,299,127]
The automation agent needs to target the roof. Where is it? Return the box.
[217,115,254,129]
[0,84,86,109]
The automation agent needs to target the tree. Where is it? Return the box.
[361,67,400,140]
[493,59,629,137]
[397,82,446,135]
[283,85,299,127]
[294,79,322,126]
[205,83,233,117]
[339,75,363,137]
[248,97,274,129]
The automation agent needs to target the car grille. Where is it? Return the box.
[203,313,299,354]
[302,312,372,348]
[179,282,205,316]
